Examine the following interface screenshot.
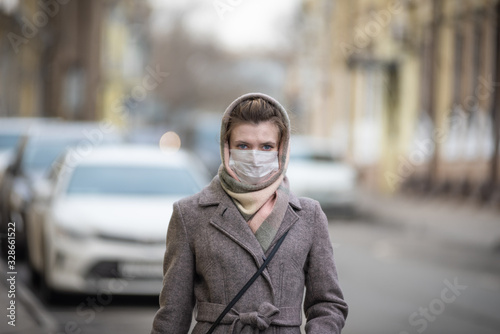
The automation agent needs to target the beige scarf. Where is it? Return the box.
[218,93,291,251]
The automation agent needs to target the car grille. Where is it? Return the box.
[87,261,120,279]
[86,261,163,280]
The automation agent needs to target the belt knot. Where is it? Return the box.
[231,302,280,333]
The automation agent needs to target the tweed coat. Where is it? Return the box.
[151,176,348,333]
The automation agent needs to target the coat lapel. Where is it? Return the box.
[200,177,265,264]
[199,176,304,298]
[264,192,302,256]
[199,176,304,261]
[209,202,265,263]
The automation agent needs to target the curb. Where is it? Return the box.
[1,261,58,333]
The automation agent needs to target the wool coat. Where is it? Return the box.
[151,176,348,333]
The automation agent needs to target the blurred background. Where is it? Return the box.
[0,0,499,333]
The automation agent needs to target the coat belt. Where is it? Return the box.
[196,302,302,333]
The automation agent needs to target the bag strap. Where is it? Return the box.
[205,230,289,334]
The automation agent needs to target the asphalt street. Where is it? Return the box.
[333,219,500,334]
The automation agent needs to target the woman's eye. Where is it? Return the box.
[237,144,248,149]
[262,145,273,150]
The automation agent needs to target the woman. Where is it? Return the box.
[151,93,348,333]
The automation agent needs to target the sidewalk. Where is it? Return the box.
[0,261,58,334]
[356,190,500,253]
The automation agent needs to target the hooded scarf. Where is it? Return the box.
[218,92,291,251]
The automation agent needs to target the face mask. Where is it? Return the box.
[229,149,279,185]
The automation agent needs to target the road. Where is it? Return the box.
[333,218,500,334]
[8,216,500,334]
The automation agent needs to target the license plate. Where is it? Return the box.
[118,262,163,279]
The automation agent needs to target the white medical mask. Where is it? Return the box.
[229,149,279,185]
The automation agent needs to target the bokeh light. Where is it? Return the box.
[159,131,181,153]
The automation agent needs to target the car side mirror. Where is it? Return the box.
[6,162,16,175]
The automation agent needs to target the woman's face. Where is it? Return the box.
[229,121,279,152]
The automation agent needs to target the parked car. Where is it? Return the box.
[0,121,123,257]
[0,117,51,183]
[286,136,357,215]
[27,145,210,298]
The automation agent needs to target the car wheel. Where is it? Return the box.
[40,235,59,304]
[9,211,26,260]
[27,249,41,288]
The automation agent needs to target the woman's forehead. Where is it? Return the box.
[230,122,279,142]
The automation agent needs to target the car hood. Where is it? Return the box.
[51,195,179,242]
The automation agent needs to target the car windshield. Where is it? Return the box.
[0,134,21,151]
[66,165,200,196]
[22,140,75,175]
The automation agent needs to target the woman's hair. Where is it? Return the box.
[224,97,287,145]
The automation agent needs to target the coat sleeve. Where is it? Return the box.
[303,201,348,333]
[151,202,195,334]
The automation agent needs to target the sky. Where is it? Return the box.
[148,0,301,53]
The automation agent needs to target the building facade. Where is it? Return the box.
[293,0,500,203]
[0,0,150,125]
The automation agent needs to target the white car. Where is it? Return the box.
[27,145,210,298]
[286,136,357,213]
[0,118,50,188]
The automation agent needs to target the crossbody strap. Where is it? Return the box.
[205,230,289,334]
